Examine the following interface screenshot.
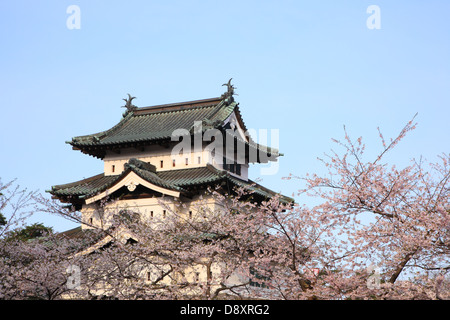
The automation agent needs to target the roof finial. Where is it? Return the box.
[221,78,236,99]
[121,94,137,117]
[122,93,137,112]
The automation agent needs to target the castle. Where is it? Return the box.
[49,80,291,232]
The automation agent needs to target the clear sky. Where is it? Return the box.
[1,1,449,232]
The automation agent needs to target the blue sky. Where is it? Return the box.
[1,1,449,232]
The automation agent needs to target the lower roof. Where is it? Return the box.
[48,159,293,205]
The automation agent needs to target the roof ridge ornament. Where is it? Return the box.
[122,93,137,116]
[221,78,237,101]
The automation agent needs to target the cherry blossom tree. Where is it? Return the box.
[1,116,449,300]
[284,116,450,299]
[0,180,95,299]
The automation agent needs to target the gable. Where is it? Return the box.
[85,170,181,204]
[223,111,248,142]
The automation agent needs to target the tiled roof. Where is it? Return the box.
[49,174,117,197]
[157,166,226,186]
[125,158,184,192]
[49,159,183,199]
[49,159,293,204]
[67,94,281,160]
[68,97,238,158]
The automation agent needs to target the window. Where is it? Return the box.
[198,156,201,164]
[185,157,189,165]
[147,271,151,281]
[150,211,154,218]
[160,160,164,168]
[111,165,115,173]
[89,217,93,225]
[172,159,176,167]
[189,211,192,219]
[163,210,166,219]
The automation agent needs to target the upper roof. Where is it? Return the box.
[69,97,229,148]
[67,87,281,161]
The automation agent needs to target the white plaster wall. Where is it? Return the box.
[103,144,249,180]
[103,146,212,176]
[81,194,220,230]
